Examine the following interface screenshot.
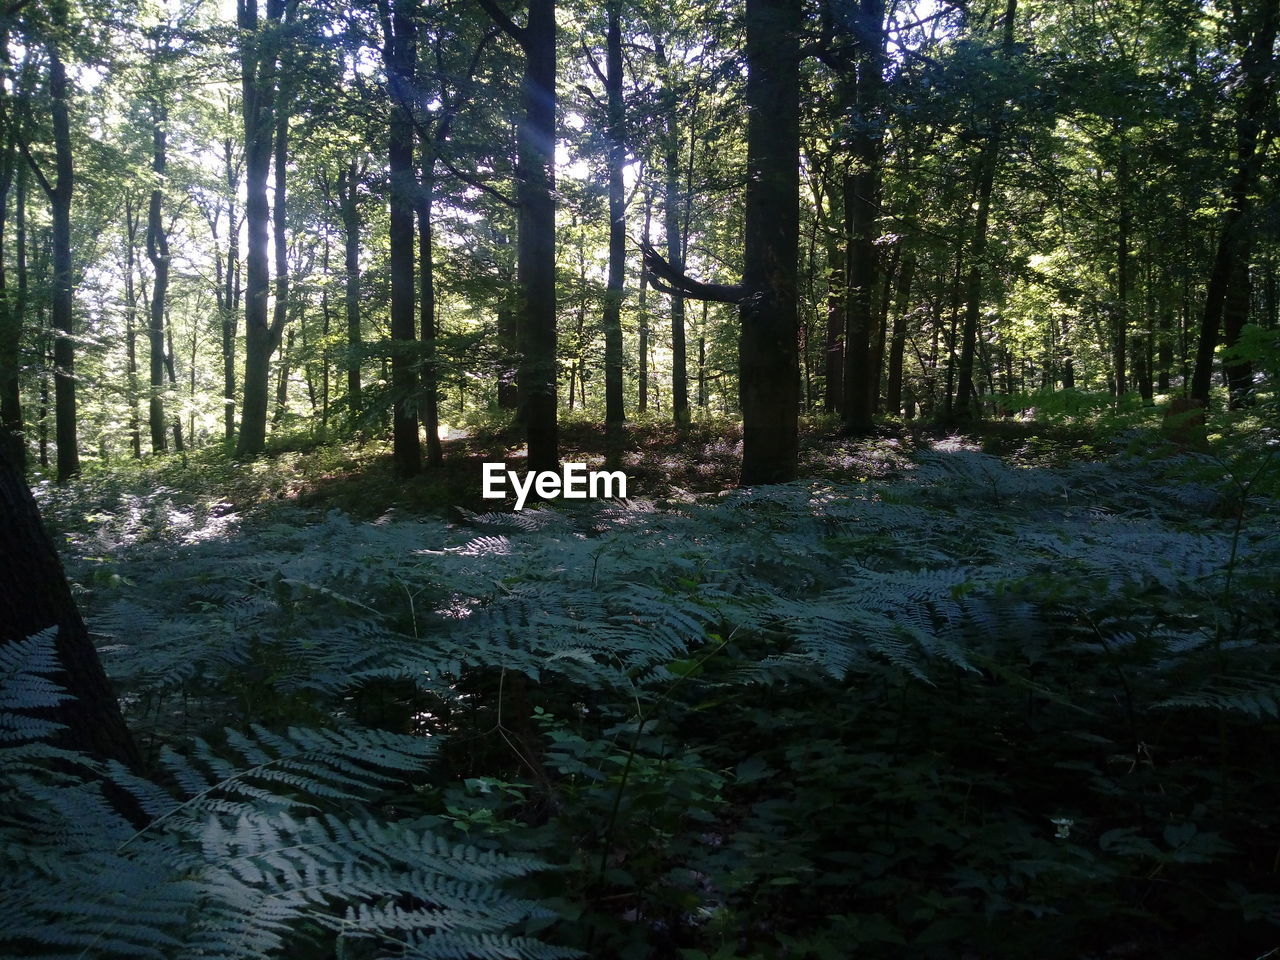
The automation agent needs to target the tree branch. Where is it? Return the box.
[640,241,746,303]
[475,0,527,47]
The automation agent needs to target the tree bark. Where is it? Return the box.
[386,0,422,477]
[738,0,800,484]
[516,0,558,472]
[236,0,284,457]
[0,135,21,469]
[841,0,885,434]
[659,41,690,427]
[147,101,170,454]
[46,38,78,480]
[418,169,443,466]
[339,160,363,415]
[602,0,627,429]
[955,0,1015,421]
[1190,0,1277,405]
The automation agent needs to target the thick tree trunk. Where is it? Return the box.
[738,0,800,484]
[147,102,169,454]
[0,447,141,770]
[602,0,626,429]
[387,0,421,477]
[516,0,558,472]
[236,0,283,457]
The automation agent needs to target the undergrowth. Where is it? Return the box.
[5,422,1280,959]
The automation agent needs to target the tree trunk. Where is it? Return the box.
[0,446,141,770]
[823,204,845,414]
[1222,246,1254,406]
[885,246,916,416]
[602,0,627,429]
[1113,137,1130,397]
[387,0,422,477]
[418,169,443,466]
[47,40,78,480]
[1190,0,1277,405]
[516,0,558,472]
[339,161,363,415]
[638,188,652,413]
[738,0,800,484]
[147,101,169,454]
[222,138,239,446]
[123,195,143,459]
[841,0,885,434]
[657,39,689,426]
[236,0,284,457]
[0,140,22,470]
[956,0,1015,422]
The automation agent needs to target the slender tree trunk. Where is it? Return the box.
[236,0,284,456]
[657,40,689,426]
[147,102,169,454]
[222,139,239,445]
[738,0,800,484]
[602,0,626,429]
[339,161,363,415]
[163,323,184,451]
[638,188,652,413]
[885,246,916,416]
[1114,137,1130,397]
[1190,0,1277,405]
[956,0,1016,422]
[1222,246,1255,406]
[123,196,143,459]
[418,169,443,465]
[0,143,21,469]
[698,302,708,408]
[823,201,845,413]
[271,96,291,425]
[841,0,885,433]
[274,327,292,423]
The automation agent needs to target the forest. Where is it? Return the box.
[2,0,1280,956]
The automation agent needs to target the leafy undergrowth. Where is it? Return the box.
[10,424,1280,959]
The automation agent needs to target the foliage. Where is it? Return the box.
[8,431,1278,957]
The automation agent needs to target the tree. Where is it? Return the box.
[1190,0,1277,407]
[236,0,287,457]
[479,0,559,473]
[382,0,422,477]
[643,0,801,484]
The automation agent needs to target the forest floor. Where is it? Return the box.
[17,411,1280,960]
